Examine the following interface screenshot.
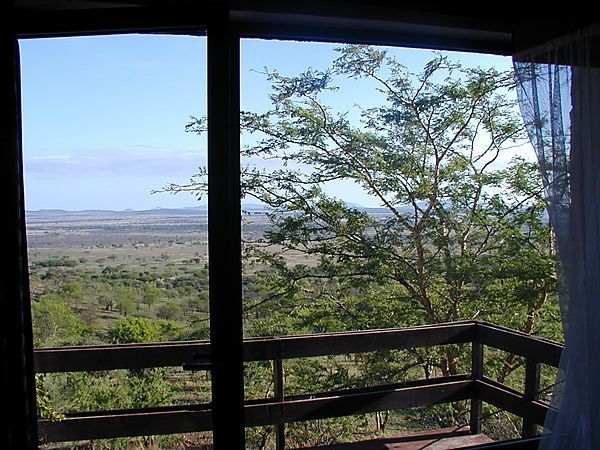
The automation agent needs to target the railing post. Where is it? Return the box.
[522,359,541,437]
[274,358,285,450]
[470,341,484,435]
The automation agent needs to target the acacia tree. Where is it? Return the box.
[169,45,557,436]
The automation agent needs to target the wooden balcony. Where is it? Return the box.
[34,321,562,449]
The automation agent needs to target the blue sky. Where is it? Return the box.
[19,35,516,211]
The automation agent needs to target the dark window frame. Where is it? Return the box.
[7,4,574,449]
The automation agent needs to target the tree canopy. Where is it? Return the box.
[169,44,559,442]
[178,45,556,342]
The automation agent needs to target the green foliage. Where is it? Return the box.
[30,253,208,449]
[32,293,85,347]
[156,301,181,321]
[142,285,162,307]
[35,374,65,421]
[44,369,173,415]
[125,368,173,409]
[285,416,372,448]
[184,46,556,340]
[177,45,559,439]
[114,285,136,316]
[107,317,182,344]
[58,372,131,412]
[34,256,78,268]
[60,281,84,307]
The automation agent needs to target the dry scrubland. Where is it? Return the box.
[28,210,556,450]
[27,210,211,271]
[30,210,393,450]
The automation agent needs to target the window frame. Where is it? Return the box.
[6,4,556,450]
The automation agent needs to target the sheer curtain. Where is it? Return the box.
[514,23,600,449]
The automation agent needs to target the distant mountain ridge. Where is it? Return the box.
[26,202,397,216]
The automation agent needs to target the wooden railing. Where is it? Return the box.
[34,320,562,447]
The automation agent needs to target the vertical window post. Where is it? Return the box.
[0,5,38,449]
[207,5,244,449]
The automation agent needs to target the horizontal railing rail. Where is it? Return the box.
[34,320,476,372]
[475,322,562,367]
[39,376,474,443]
[34,320,562,447]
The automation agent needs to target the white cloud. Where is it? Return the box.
[24,146,207,178]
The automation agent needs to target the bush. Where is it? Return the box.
[107,317,182,344]
[32,294,84,347]
[156,301,180,321]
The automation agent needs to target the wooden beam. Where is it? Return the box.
[295,427,474,450]
[207,5,244,449]
[248,379,475,427]
[0,4,38,449]
[14,1,513,55]
[39,378,475,443]
[15,6,209,38]
[521,360,541,437]
[273,358,285,450]
[470,342,484,434]
[281,374,471,402]
[457,435,543,450]
[235,21,511,55]
[38,404,213,443]
[36,320,567,374]
[244,321,476,361]
[34,340,211,373]
[34,322,476,373]
[474,322,562,367]
[475,377,552,427]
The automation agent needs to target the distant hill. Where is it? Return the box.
[26,202,401,217]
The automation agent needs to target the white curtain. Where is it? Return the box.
[514,23,600,449]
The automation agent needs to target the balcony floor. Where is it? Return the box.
[296,428,494,450]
